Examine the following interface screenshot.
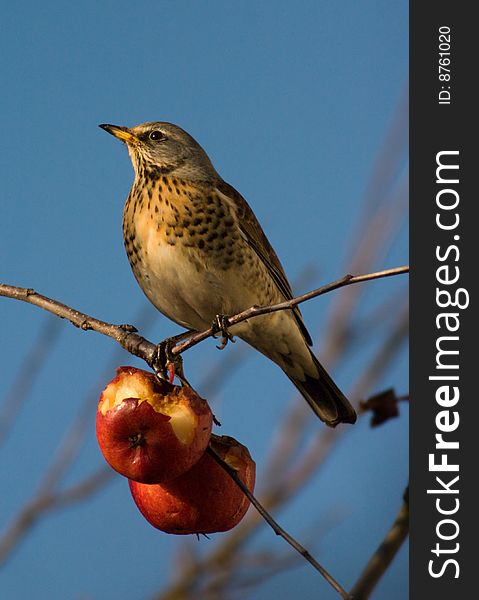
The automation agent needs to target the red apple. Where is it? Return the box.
[96,366,212,483]
[129,434,256,534]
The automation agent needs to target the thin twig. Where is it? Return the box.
[323,174,408,363]
[0,303,158,566]
[158,298,409,600]
[206,445,352,600]
[0,268,408,586]
[350,487,409,599]
[0,317,61,446]
[0,266,409,368]
[165,93,409,598]
[0,466,112,565]
[0,283,157,364]
[196,264,318,400]
[174,266,409,355]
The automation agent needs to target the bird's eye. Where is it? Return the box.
[149,130,165,141]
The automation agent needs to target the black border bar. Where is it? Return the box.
[410,4,476,598]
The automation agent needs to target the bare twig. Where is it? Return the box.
[0,266,408,586]
[0,266,408,367]
[164,91,409,598]
[0,303,159,567]
[0,466,112,565]
[350,487,409,599]
[206,445,352,600]
[0,283,157,364]
[0,317,61,446]
[159,298,409,600]
[323,173,408,363]
[174,266,408,355]
[196,264,319,400]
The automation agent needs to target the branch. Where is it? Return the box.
[0,268,408,586]
[174,266,408,354]
[0,467,112,565]
[206,445,351,600]
[350,487,409,599]
[0,317,61,446]
[158,303,409,600]
[0,283,158,364]
[0,303,159,566]
[158,93,408,598]
[0,266,408,366]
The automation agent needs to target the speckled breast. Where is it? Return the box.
[121,173,267,329]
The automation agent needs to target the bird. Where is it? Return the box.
[99,121,356,427]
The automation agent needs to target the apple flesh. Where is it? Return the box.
[129,434,256,534]
[96,366,212,483]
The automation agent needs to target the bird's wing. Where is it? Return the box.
[216,181,313,346]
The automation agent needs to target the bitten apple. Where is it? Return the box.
[96,366,212,483]
[129,434,256,534]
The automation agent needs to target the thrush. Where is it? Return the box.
[99,121,356,427]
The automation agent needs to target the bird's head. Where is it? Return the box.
[99,121,218,182]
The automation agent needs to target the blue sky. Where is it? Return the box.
[1,2,408,599]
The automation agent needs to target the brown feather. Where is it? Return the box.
[217,180,313,345]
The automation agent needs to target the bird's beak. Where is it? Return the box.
[99,124,138,144]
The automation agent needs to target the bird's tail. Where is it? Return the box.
[287,351,357,427]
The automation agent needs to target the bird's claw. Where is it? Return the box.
[211,314,235,350]
[152,337,188,385]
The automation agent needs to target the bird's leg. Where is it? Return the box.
[152,330,195,385]
[153,336,220,424]
[211,314,236,350]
